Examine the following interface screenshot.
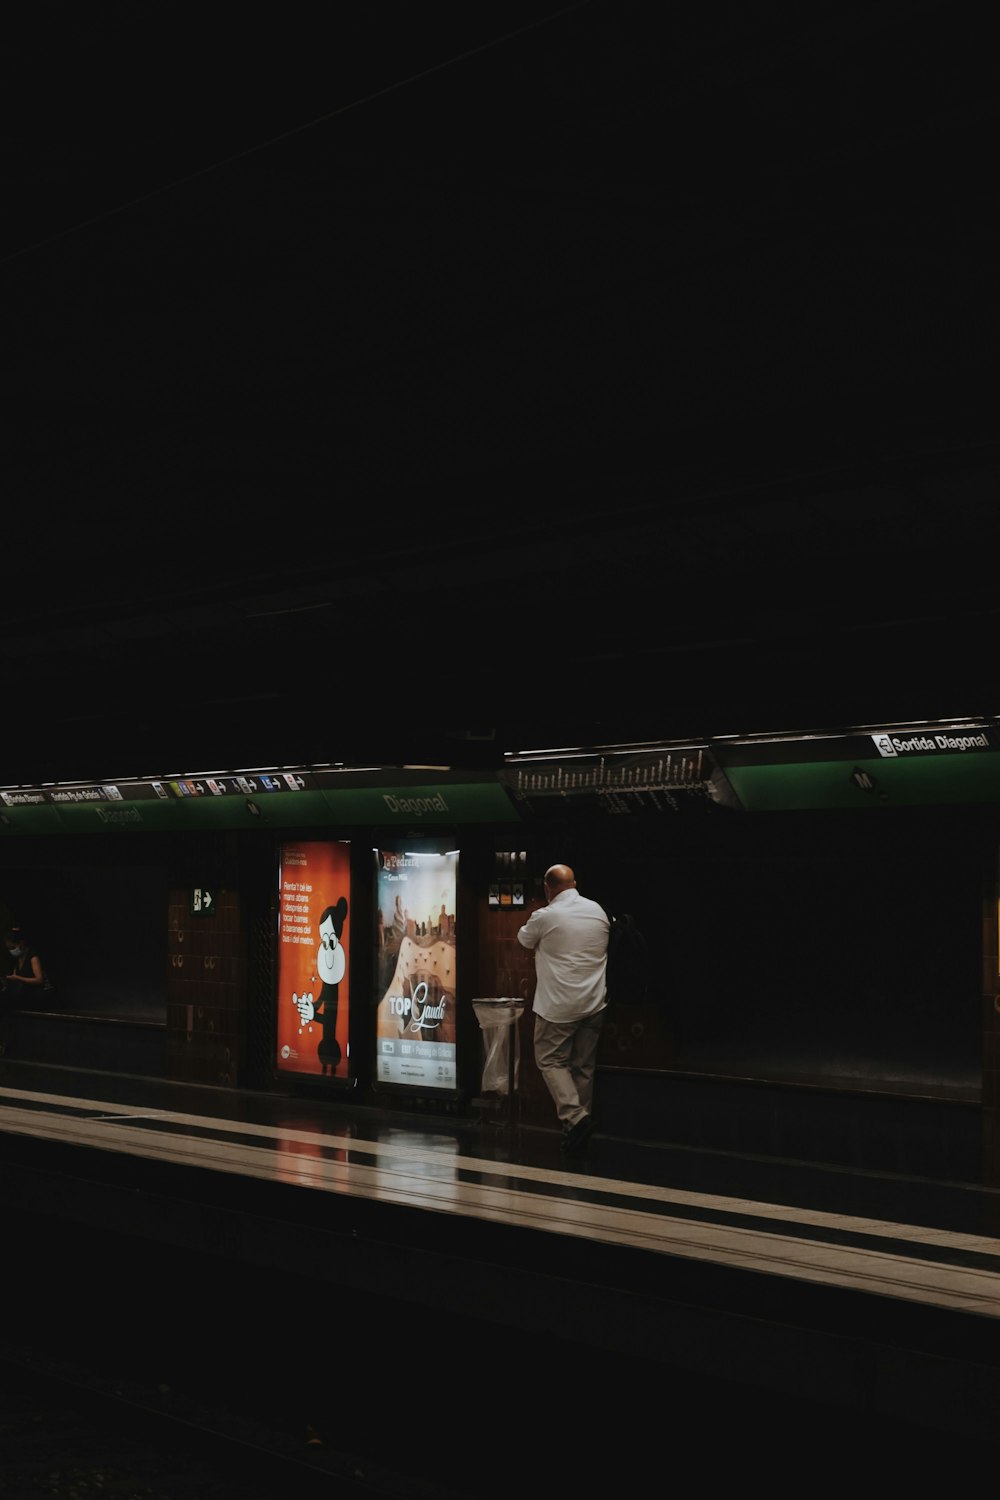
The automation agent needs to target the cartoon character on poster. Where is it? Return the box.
[293,897,348,1074]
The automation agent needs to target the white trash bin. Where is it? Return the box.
[472,998,524,1096]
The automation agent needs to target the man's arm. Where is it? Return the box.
[517,906,549,950]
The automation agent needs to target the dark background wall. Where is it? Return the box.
[1,837,169,1016]
[533,802,987,1097]
[1,803,989,1099]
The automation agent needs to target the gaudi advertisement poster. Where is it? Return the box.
[276,840,352,1080]
[374,845,459,1091]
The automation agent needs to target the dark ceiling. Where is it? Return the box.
[3,1,999,781]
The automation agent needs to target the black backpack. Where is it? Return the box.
[603,910,649,1006]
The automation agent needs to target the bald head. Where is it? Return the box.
[543,864,576,898]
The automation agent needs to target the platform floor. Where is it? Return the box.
[2,1054,999,1484]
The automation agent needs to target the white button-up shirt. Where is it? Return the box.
[517,887,609,1021]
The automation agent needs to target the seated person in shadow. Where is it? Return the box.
[2,927,53,1007]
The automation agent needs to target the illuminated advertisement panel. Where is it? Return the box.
[276,840,352,1080]
[374,844,459,1092]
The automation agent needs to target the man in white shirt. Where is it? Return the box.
[516,863,609,1154]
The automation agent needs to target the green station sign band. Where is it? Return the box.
[5,723,1000,833]
[0,771,521,835]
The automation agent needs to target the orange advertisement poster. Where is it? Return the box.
[276,840,352,1079]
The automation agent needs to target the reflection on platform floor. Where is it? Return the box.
[3,1057,1000,1463]
[4,1086,1000,1316]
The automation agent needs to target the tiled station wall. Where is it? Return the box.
[983,856,1000,1181]
[166,887,244,1087]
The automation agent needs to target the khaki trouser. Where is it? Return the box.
[533,1009,606,1129]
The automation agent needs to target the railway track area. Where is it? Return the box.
[0,1339,466,1500]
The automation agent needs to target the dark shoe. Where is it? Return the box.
[561,1114,595,1155]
